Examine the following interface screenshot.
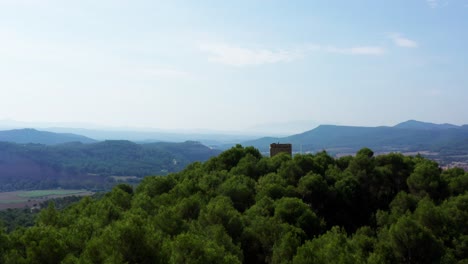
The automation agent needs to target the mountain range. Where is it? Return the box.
[240,120,468,157]
[0,120,260,145]
[0,128,96,145]
[1,120,468,191]
[2,121,468,155]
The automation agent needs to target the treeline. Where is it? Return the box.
[0,140,219,176]
[0,140,220,191]
[0,145,467,263]
[0,196,85,232]
[0,209,36,233]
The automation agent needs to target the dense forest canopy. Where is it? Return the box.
[0,140,220,191]
[0,145,467,263]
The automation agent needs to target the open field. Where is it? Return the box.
[110,176,139,181]
[17,189,89,198]
[0,189,94,210]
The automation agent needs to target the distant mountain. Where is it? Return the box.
[0,128,97,145]
[0,140,220,191]
[43,127,259,146]
[246,120,320,136]
[394,120,459,130]
[241,120,468,155]
[0,120,266,145]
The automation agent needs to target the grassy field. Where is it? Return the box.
[0,189,94,210]
[17,190,89,198]
[0,199,27,204]
[110,176,139,181]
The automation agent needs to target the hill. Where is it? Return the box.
[0,128,97,145]
[242,120,468,159]
[393,120,459,130]
[0,140,220,191]
[0,146,466,263]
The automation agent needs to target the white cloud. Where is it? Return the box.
[427,0,438,8]
[325,46,386,55]
[199,43,301,66]
[388,33,418,48]
[200,43,385,66]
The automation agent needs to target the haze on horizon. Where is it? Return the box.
[1,0,467,134]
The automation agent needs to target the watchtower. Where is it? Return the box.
[270,143,292,157]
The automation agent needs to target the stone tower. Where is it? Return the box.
[270,143,292,157]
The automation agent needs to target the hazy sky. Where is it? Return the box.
[1,0,467,133]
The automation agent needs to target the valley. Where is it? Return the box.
[0,189,93,210]
[2,2,467,262]
[1,120,467,196]
[0,136,220,192]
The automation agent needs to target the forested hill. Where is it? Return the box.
[393,120,460,130]
[242,120,468,155]
[0,145,466,263]
[0,140,220,191]
[0,128,97,144]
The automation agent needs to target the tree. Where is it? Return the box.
[38,202,59,227]
[198,196,244,241]
[277,160,304,186]
[169,233,241,264]
[241,216,284,263]
[293,227,359,264]
[137,176,175,198]
[375,153,413,194]
[388,216,444,264]
[297,172,329,211]
[0,222,9,264]
[441,168,468,196]
[230,153,261,180]
[312,151,335,175]
[348,148,375,176]
[274,197,322,238]
[271,229,303,264]
[256,173,288,201]
[407,160,445,200]
[206,144,250,172]
[218,175,256,212]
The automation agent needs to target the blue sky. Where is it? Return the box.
[0,0,467,134]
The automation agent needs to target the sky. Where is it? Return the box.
[0,0,467,134]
